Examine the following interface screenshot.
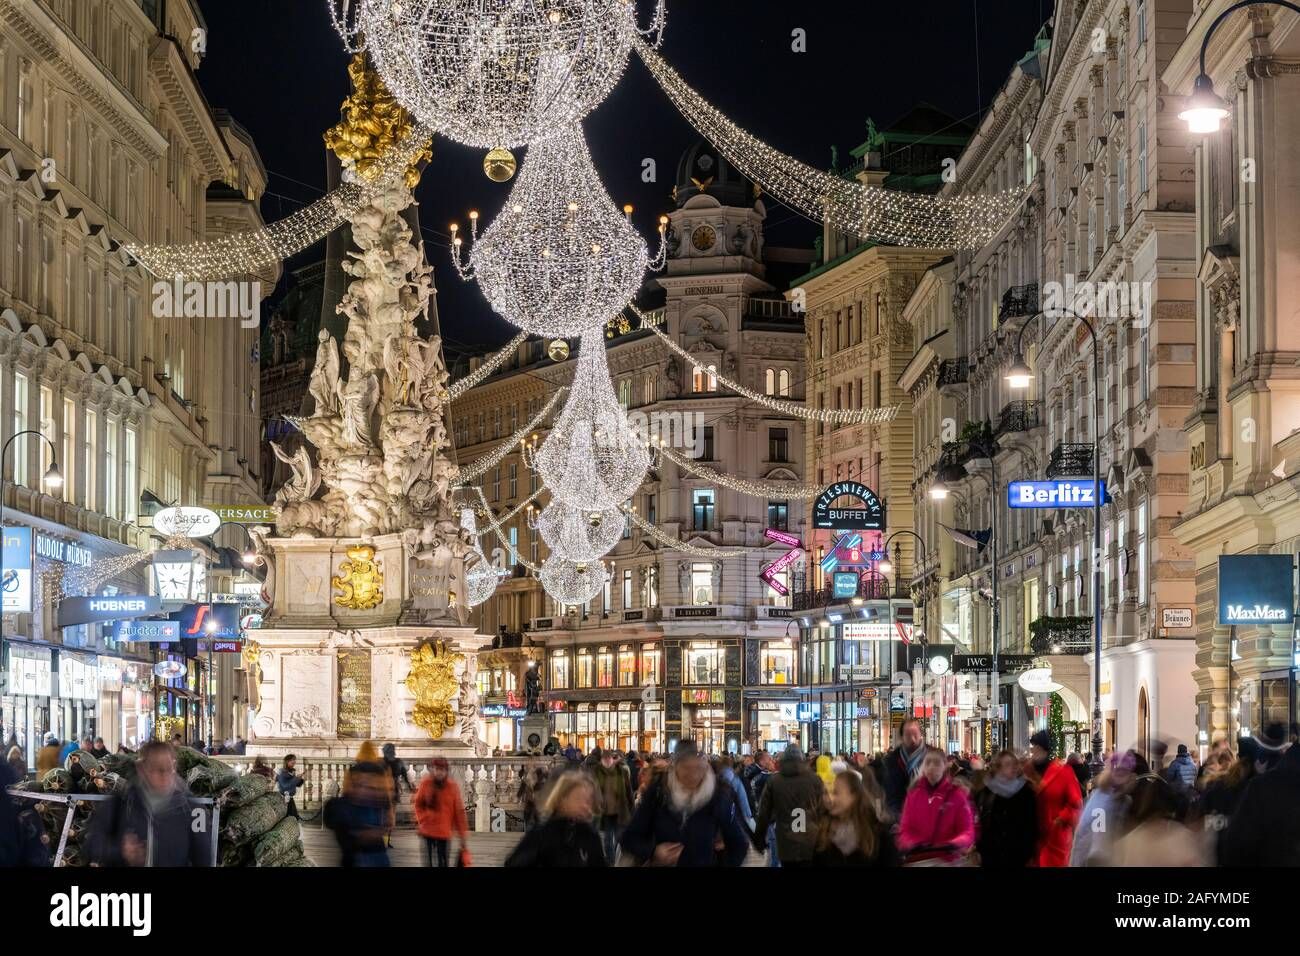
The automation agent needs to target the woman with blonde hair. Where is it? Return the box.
[505,770,607,867]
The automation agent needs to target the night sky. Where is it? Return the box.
[194,0,1050,353]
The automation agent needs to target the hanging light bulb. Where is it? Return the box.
[532,500,624,564]
[483,146,518,182]
[452,128,666,339]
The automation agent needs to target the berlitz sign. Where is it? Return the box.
[1006,480,1108,508]
[1217,554,1294,626]
[812,481,886,531]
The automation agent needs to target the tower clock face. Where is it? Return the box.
[691,225,716,251]
[154,563,192,601]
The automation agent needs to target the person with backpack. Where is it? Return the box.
[751,745,825,867]
[620,740,750,866]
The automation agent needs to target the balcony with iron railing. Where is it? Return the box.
[994,400,1043,437]
[1046,442,1094,479]
[937,359,969,387]
[1000,283,1040,320]
[1028,616,1092,655]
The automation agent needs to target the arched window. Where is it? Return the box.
[693,364,717,393]
[778,369,791,397]
[764,368,775,395]
[643,376,654,405]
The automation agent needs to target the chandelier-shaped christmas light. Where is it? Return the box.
[460,508,506,606]
[540,555,610,606]
[527,328,649,511]
[330,0,665,150]
[452,128,666,338]
[532,500,624,563]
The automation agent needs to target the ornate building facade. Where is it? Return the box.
[1167,0,1300,746]
[0,0,275,755]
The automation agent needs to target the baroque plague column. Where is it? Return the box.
[246,57,490,759]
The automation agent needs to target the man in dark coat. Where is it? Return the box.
[91,741,210,867]
[751,745,825,867]
[0,761,50,866]
[876,718,926,818]
[1219,738,1300,866]
[620,740,749,866]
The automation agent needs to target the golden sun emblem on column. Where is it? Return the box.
[405,640,463,737]
[332,544,384,610]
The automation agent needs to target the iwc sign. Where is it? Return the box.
[812,481,886,531]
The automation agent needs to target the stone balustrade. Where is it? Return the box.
[211,754,561,826]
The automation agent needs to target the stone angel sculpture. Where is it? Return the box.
[270,441,320,505]
[339,373,380,447]
[308,329,341,416]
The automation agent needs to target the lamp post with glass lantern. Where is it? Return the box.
[1006,309,1104,779]
[0,430,63,687]
[1177,2,1300,133]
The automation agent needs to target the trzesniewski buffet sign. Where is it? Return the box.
[1006,479,1108,509]
[1217,554,1294,626]
[812,481,886,531]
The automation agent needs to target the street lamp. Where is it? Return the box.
[929,478,950,501]
[882,529,933,743]
[1007,309,1104,779]
[0,430,62,685]
[1179,2,1300,134]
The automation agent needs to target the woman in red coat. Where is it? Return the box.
[413,757,469,867]
[897,748,976,865]
[1026,730,1082,867]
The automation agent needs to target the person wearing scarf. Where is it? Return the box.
[1027,729,1082,867]
[877,719,927,818]
[897,748,975,865]
[975,749,1038,867]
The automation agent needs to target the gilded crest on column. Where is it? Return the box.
[405,640,463,737]
[332,544,384,610]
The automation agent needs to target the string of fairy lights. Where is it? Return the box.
[655,442,825,499]
[454,388,566,484]
[632,306,901,426]
[621,505,752,558]
[445,331,530,401]
[633,39,1025,248]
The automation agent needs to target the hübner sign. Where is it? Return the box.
[58,595,162,629]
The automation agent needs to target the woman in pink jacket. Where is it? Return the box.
[897,749,975,865]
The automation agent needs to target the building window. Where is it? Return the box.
[61,398,76,504]
[492,467,501,501]
[622,569,633,608]
[693,364,717,393]
[550,650,570,689]
[83,409,97,512]
[576,649,594,688]
[12,374,28,487]
[1139,330,1150,402]
[873,371,882,407]
[39,386,54,490]
[618,379,631,408]
[105,418,118,520]
[761,639,795,685]
[124,427,137,523]
[768,427,788,462]
[640,643,661,684]
[646,493,656,526]
[1137,120,1148,196]
[778,369,791,397]
[700,425,714,461]
[1137,502,1148,604]
[692,489,715,531]
[644,566,659,607]
[875,292,884,335]
[690,562,714,605]
[508,462,518,498]
[14,217,28,304]
[1136,0,1147,47]
[685,642,723,684]
[767,501,788,531]
[765,368,776,395]
[507,526,518,566]
[602,576,612,616]
[618,645,637,687]
[596,646,615,688]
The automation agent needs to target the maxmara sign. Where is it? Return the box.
[1217,554,1294,626]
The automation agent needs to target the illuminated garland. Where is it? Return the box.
[472,486,542,573]
[125,125,434,280]
[634,306,900,425]
[635,40,1024,248]
[455,388,566,483]
[45,536,191,596]
[656,442,823,499]
[622,505,752,557]
[445,331,530,401]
